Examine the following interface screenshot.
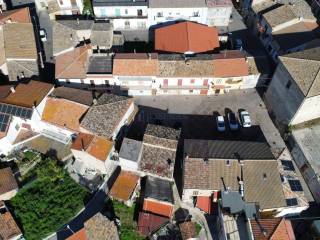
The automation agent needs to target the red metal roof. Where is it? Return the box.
[143,199,174,218]
[196,196,212,214]
[155,21,219,54]
[138,212,169,236]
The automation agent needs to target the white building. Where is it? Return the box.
[71,132,115,175]
[93,0,148,30]
[265,48,320,133]
[0,81,54,156]
[92,0,232,31]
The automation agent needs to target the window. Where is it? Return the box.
[115,8,120,16]
[203,79,208,86]
[66,79,70,84]
[163,79,168,86]
[125,9,128,14]
[137,9,143,16]
[80,79,84,84]
[190,79,195,84]
[193,11,200,17]
[286,198,298,206]
[189,90,193,93]
[281,160,295,171]
[288,180,303,191]
[286,80,292,89]
[90,80,95,86]
[226,160,230,166]
[178,79,182,86]
[157,12,163,17]
[263,173,267,180]
[105,80,110,86]
[125,20,130,29]
[100,8,107,16]
[59,0,63,5]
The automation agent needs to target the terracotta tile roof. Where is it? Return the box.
[155,21,219,53]
[213,57,249,77]
[109,170,139,201]
[250,218,295,240]
[0,85,13,100]
[184,158,285,210]
[139,144,176,179]
[67,228,88,240]
[80,94,134,139]
[55,45,91,79]
[184,158,241,190]
[143,199,174,218]
[84,212,118,240]
[113,53,158,76]
[1,80,53,108]
[0,26,5,66]
[0,167,18,196]
[138,212,169,236]
[179,221,197,240]
[244,161,286,210]
[50,86,99,106]
[3,23,37,59]
[0,7,31,24]
[42,98,88,132]
[0,211,22,240]
[71,132,113,161]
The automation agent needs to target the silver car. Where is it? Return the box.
[240,111,251,127]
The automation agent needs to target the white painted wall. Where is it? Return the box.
[148,7,207,26]
[72,148,111,174]
[207,6,232,26]
[291,95,320,125]
[0,188,18,201]
[119,158,139,171]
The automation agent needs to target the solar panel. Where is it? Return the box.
[0,113,10,132]
[288,180,303,192]
[286,198,298,206]
[0,103,33,119]
[281,160,295,171]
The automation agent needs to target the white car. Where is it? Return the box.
[216,116,226,132]
[228,112,239,131]
[240,111,252,127]
[39,29,47,42]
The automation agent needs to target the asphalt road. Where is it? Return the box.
[38,10,53,63]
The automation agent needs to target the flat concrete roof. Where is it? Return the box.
[119,138,142,162]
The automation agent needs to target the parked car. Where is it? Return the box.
[235,38,243,50]
[216,116,226,132]
[39,29,47,42]
[228,112,239,130]
[240,111,252,127]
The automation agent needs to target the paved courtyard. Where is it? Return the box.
[132,89,285,156]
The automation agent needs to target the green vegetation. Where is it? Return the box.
[10,159,89,240]
[195,222,202,235]
[113,200,144,240]
[83,0,93,15]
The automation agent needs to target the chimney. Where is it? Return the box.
[10,87,15,93]
[93,98,98,105]
[77,18,80,25]
[148,53,151,59]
